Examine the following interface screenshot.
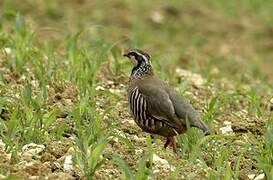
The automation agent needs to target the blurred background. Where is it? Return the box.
[1,0,272,83]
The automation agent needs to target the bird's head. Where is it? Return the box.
[124,49,152,77]
[123,49,151,67]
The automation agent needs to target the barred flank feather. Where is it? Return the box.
[129,87,165,132]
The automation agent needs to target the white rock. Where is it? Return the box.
[0,139,5,150]
[4,47,11,54]
[21,75,26,80]
[131,135,145,143]
[219,121,233,134]
[153,154,175,172]
[25,162,36,167]
[107,80,114,85]
[224,121,232,125]
[175,68,205,88]
[135,149,143,155]
[248,173,265,180]
[248,174,255,179]
[120,84,125,88]
[109,88,122,94]
[22,143,45,156]
[29,176,38,180]
[95,86,105,91]
[153,169,160,174]
[63,155,73,172]
[113,130,127,139]
[151,11,164,24]
[121,119,135,125]
[0,174,6,179]
[254,173,265,180]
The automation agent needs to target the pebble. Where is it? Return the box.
[248,173,265,180]
[175,68,205,88]
[109,88,122,94]
[107,80,114,85]
[151,11,164,24]
[22,143,45,156]
[3,47,11,54]
[121,119,135,125]
[95,86,105,91]
[152,154,175,172]
[135,149,143,155]
[270,97,273,104]
[0,139,5,150]
[63,155,73,172]
[219,121,233,134]
[0,174,6,179]
[29,176,38,180]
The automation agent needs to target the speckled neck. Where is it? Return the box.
[130,63,153,80]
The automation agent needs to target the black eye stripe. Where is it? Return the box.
[128,50,150,62]
[129,52,143,61]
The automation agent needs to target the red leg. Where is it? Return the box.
[164,136,177,152]
[169,136,177,152]
[164,137,171,148]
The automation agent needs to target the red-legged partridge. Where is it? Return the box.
[124,49,209,151]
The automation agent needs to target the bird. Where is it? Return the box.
[124,49,209,151]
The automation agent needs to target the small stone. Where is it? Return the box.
[29,176,38,180]
[247,173,265,180]
[175,68,205,88]
[109,88,122,94]
[121,119,135,125]
[270,97,273,104]
[0,174,6,179]
[22,143,45,156]
[151,11,164,24]
[153,169,160,173]
[106,81,115,87]
[0,139,5,150]
[95,86,105,91]
[113,130,127,139]
[131,135,145,143]
[152,154,175,172]
[120,84,125,88]
[254,173,265,180]
[219,121,233,134]
[63,155,73,172]
[135,149,143,155]
[248,174,256,179]
[4,47,11,54]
